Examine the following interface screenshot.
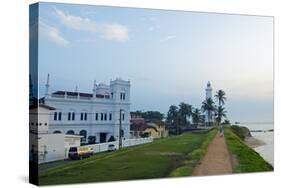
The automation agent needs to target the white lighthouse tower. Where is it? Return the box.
[205,81,213,125]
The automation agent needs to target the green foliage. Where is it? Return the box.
[201,98,216,126]
[39,130,216,185]
[169,129,217,177]
[140,111,164,121]
[224,127,273,173]
[230,125,251,140]
[214,89,226,106]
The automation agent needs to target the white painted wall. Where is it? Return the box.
[30,133,65,164]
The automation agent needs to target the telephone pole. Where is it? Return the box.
[119,109,123,149]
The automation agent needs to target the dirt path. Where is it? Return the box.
[193,132,233,176]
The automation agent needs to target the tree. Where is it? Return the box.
[215,106,227,126]
[192,108,202,128]
[166,105,181,134]
[178,102,193,126]
[215,90,226,106]
[141,111,164,121]
[166,105,178,124]
[201,98,216,127]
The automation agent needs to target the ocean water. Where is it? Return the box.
[240,122,274,166]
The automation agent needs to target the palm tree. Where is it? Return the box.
[178,102,193,126]
[215,105,227,126]
[166,105,180,134]
[201,98,216,127]
[192,108,202,128]
[214,90,226,106]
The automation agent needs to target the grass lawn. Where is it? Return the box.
[39,129,216,185]
[224,127,273,173]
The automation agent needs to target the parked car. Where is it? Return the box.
[68,146,94,160]
[107,144,116,152]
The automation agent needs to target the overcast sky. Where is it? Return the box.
[35,2,273,123]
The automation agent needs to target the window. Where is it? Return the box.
[123,93,126,100]
[31,122,34,126]
[80,113,83,120]
[68,112,71,120]
[54,112,57,120]
[58,112,62,120]
[44,123,47,126]
[84,113,87,121]
[104,113,107,121]
[39,123,42,126]
[101,113,104,121]
[109,113,112,121]
[95,113,98,121]
[111,92,113,98]
[120,93,122,100]
[72,112,75,120]
[122,113,125,121]
[66,130,75,135]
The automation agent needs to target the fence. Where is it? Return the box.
[64,137,153,158]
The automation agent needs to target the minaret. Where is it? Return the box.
[205,81,212,99]
[45,73,50,97]
[92,80,96,99]
[75,85,78,93]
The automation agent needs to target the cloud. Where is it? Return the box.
[54,7,129,42]
[39,20,69,46]
[160,35,176,42]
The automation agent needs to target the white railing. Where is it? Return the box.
[65,137,153,158]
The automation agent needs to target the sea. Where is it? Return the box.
[240,122,274,166]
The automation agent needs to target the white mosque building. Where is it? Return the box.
[41,74,131,143]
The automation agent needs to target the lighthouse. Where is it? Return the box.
[205,81,213,125]
[205,81,212,100]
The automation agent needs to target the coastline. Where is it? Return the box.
[244,136,266,148]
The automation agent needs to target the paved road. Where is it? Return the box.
[193,132,233,176]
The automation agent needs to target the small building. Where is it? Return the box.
[143,121,169,139]
[130,112,147,138]
[29,104,83,163]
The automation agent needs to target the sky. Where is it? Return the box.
[33,2,274,123]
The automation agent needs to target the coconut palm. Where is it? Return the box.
[178,102,193,126]
[166,105,180,134]
[215,106,227,125]
[214,90,226,106]
[192,108,202,128]
[201,98,216,127]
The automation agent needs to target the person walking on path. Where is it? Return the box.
[219,124,224,137]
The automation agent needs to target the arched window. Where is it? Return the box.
[66,130,75,135]
[79,130,87,142]
[53,130,61,134]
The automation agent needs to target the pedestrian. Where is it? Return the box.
[219,125,224,137]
